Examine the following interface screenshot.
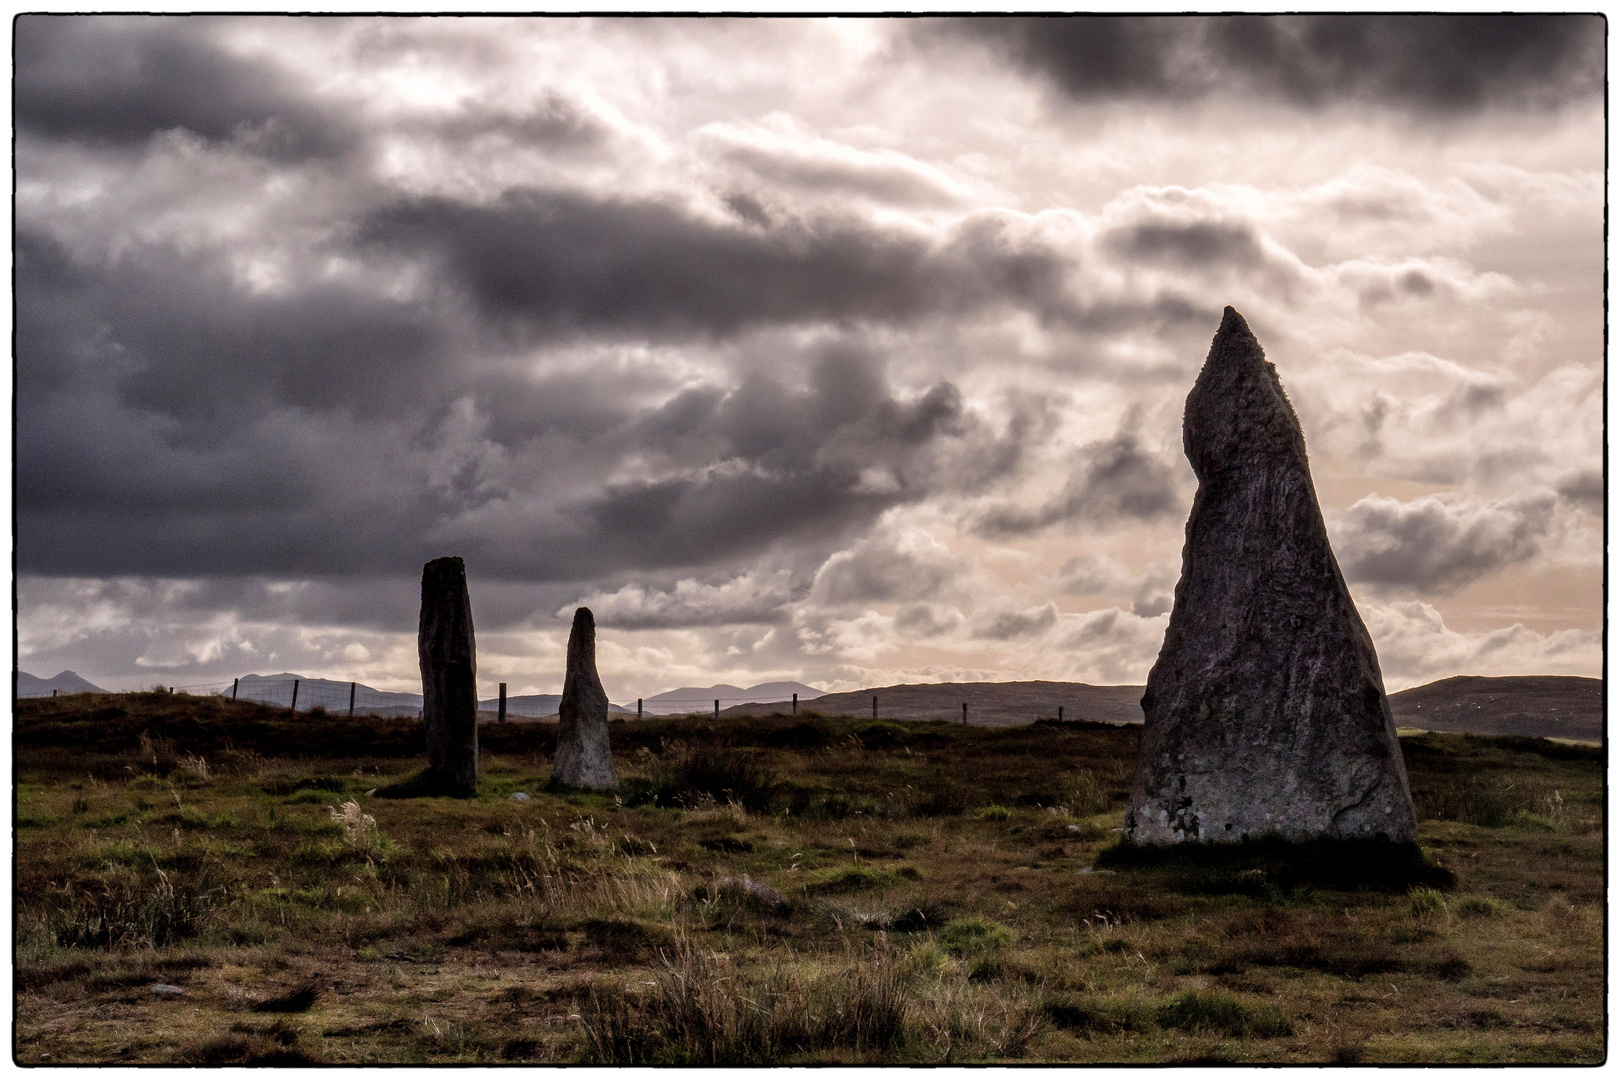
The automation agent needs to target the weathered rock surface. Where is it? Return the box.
[419,556,479,797]
[1125,307,1417,845]
[706,874,787,910]
[553,607,619,790]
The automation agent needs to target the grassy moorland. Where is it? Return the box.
[14,692,1604,1064]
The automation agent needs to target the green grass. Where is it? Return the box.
[801,862,919,894]
[939,915,1017,954]
[1157,989,1294,1038]
[12,695,1604,1064]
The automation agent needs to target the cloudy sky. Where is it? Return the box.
[15,15,1605,698]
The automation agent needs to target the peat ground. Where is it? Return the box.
[13,692,1605,1064]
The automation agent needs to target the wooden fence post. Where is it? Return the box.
[961,702,967,724]
[637,698,643,720]
[498,682,507,724]
[714,699,719,720]
[290,679,299,712]
[1058,705,1063,723]
[232,677,239,701]
[872,695,877,719]
[792,692,797,715]
[349,682,357,717]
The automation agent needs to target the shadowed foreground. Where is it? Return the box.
[14,694,1603,1064]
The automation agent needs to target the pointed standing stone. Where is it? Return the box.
[553,607,618,790]
[419,556,479,796]
[1125,307,1417,845]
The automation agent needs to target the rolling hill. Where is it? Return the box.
[16,670,107,697]
[1387,675,1602,742]
[231,675,633,718]
[19,667,1600,742]
[642,681,825,715]
[721,680,1145,728]
[712,675,1602,742]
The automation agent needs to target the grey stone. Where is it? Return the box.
[709,874,786,909]
[150,984,185,996]
[553,607,619,790]
[1124,307,1417,845]
[419,556,479,797]
[509,791,531,802]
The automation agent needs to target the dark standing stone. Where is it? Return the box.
[553,607,618,790]
[1125,307,1417,845]
[419,556,478,796]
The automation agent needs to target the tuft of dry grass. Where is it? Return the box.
[581,939,908,1064]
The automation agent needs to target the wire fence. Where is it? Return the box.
[625,695,1028,724]
[651,694,1101,727]
[17,682,830,720]
[22,682,1077,726]
[635,694,823,717]
[16,677,605,721]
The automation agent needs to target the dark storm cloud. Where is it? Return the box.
[17,34,1064,592]
[971,601,1058,641]
[1104,221,1264,271]
[1129,561,1178,619]
[359,190,1080,339]
[1332,492,1556,594]
[18,163,1194,582]
[544,357,993,583]
[724,192,774,228]
[429,95,609,151]
[15,15,355,160]
[933,15,1603,115]
[18,240,1034,587]
[16,231,450,428]
[15,225,459,537]
[1555,469,1603,514]
[972,425,1182,538]
[893,602,964,638]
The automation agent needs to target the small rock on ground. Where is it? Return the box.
[712,874,786,908]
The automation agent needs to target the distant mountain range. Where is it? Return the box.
[640,681,826,715]
[16,670,1600,743]
[139,674,827,718]
[715,676,1603,744]
[228,674,635,718]
[16,670,106,697]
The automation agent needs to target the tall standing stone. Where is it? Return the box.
[553,607,618,790]
[1125,307,1417,845]
[419,556,479,797]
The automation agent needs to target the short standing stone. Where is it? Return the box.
[553,607,619,790]
[1124,307,1417,845]
[419,556,479,797]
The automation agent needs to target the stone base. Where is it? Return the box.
[374,767,477,799]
